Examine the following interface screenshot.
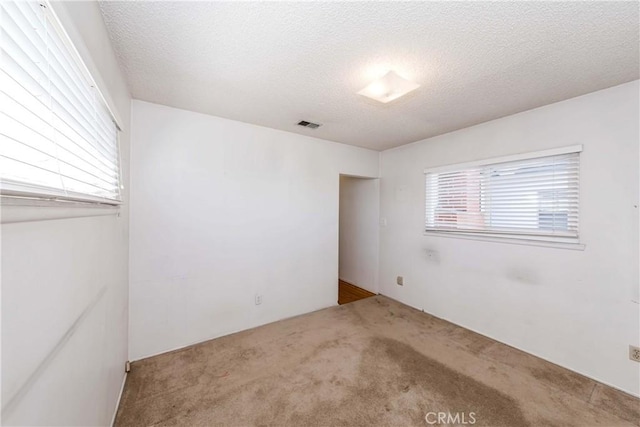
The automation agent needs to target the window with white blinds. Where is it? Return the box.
[425,146,581,240]
[0,1,121,204]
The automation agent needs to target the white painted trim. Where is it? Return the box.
[130,303,337,362]
[110,373,127,427]
[379,293,640,399]
[0,184,122,207]
[423,230,585,250]
[423,144,583,174]
[1,200,119,224]
[431,305,639,398]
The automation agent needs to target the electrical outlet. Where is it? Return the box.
[630,345,640,362]
[396,276,403,286]
[255,294,263,305]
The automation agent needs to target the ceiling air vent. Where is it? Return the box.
[297,120,321,129]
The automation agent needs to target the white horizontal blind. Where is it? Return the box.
[425,151,580,238]
[0,1,121,204]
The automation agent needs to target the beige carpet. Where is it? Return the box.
[115,296,639,426]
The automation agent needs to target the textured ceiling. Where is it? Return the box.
[99,1,639,151]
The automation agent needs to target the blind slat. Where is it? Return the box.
[0,0,121,203]
[2,130,118,188]
[1,79,119,175]
[1,155,117,195]
[425,151,580,238]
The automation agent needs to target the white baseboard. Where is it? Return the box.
[110,372,128,427]
[380,292,640,398]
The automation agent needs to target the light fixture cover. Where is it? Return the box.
[357,71,420,103]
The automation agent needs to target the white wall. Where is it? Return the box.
[129,101,379,360]
[339,176,380,293]
[379,80,640,396]
[1,2,131,425]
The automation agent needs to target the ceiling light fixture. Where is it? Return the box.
[357,71,420,104]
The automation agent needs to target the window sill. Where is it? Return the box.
[423,231,585,251]
[1,197,120,224]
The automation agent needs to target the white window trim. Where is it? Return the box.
[423,145,584,249]
[423,230,586,251]
[0,176,124,207]
[1,196,119,224]
[423,145,583,175]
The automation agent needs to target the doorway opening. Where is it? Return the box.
[338,175,379,305]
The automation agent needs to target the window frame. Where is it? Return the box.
[0,0,123,207]
[423,145,584,249]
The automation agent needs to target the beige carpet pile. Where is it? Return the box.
[115,296,639,426]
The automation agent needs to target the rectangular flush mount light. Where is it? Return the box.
[357,71,420,103]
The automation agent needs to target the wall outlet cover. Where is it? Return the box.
[396,276,403,286]
[630,345,640,362]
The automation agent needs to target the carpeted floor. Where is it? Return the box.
[115,296,639,426]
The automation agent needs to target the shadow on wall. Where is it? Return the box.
[2,286,107,419]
